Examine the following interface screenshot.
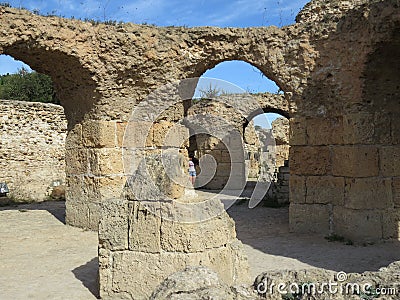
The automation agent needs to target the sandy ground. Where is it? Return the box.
[0,199,399,299]
[227,204,400,278]
[0,201,98,300]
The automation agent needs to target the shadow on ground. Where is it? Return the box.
[227,203,400,276]
[0,198,66,224]
[72,257,100,299]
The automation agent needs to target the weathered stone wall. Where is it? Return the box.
[0,100,66,201]
[289,0,400,243]
[271,117,289,168]
[256,118,290,205]
[1,0,400,298]
[1,4,301,231]
[244,120,262,180]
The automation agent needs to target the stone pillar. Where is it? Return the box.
[97,84,251,298]
[65,119,125,230]
[276,161,290,205]
[98,118,251,298]
[98,199,251,299]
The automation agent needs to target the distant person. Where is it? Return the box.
[188,154,198,186]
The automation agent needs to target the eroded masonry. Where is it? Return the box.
[1,0,399,298]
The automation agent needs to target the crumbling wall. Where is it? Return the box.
[0,100,66,201]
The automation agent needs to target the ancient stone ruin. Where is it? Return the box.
[0,100,67,201]
[1,0,399,298]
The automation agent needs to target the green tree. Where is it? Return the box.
[0,67,59,104]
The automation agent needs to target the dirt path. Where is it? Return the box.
[0,201,98,300]
[0,200,399,299]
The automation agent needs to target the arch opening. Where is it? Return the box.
[187,60,290,192]
[184,60,292,277]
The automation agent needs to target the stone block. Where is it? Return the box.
[65,200,90,229]
[332,146,379,177]
[306,176,344,205]
[289,175,306,204]
[289,204,330,235]
[116,121,127,148]
[88,201,102,230]
[99,198,129,251]
[344,178,392,209]
[65,123,82,150]
[164,123,190,148]
[82,120,116,148]
[65,148,88,175]
[128,201,162,253]
[333,206,382,242]
[160,213,235,253]
[98,248,112,296]
[289,118,307,146]
[306,117,343,145]
[228,133,244,151]
[123,121,153,149]
[94,175,126,200]
[156,102,185,122]
[107,251,187,299]
[65,175,87,202]
[216,163,245,177]
[342,113,374,144]
[152,121,189,148]
[373,112,391,144]
[215,162,231,177]
[393,178,400,207]
[290,146,331,175]
[391,114,400,145]
[88,148,123,176]
[197,135,227,151]
[221,149,245,163]
[382,208,400,240]
[149,266,233,300]
[380,146,400,176]
[101,241,250,299]
[125,150,186,200]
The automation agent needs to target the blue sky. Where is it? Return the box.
[0,0,309,126]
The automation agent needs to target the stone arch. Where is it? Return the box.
[1,43,99,126]
[0,6,108,230]
[191,55,290,96]
[186,59,292,190]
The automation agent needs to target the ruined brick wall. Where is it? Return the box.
[0,100,66,201]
